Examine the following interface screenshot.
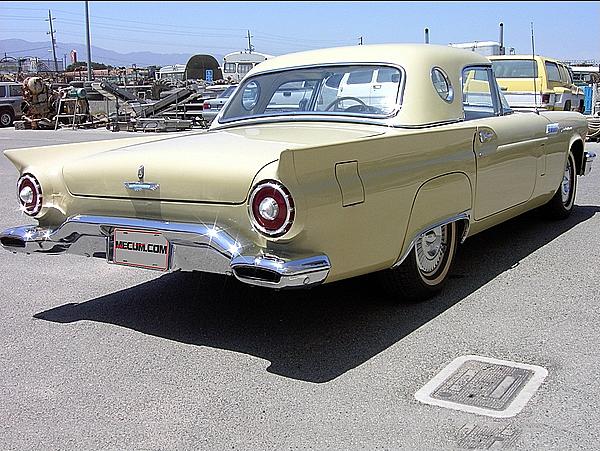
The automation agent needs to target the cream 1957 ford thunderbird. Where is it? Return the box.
[1,44,595,301]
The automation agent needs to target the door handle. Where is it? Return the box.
[373,84,382,89]
[478,130,495,143]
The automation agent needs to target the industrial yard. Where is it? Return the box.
[1,2,600,450]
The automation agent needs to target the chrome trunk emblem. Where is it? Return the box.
[124,182,160,191]
[125,165,159,191]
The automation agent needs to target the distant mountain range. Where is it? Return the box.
[0,38,225,67]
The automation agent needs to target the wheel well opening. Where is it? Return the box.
[571,140,584,175]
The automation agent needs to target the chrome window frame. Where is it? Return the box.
[460,64,503,120]
[215,62,406,127]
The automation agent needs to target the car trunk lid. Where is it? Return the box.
[62,124,384,204]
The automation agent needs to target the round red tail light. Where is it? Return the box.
[249,180,294,237]
[17,174,42,216]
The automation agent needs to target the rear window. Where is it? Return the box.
[491,59,538,78]
[0,86,6,97]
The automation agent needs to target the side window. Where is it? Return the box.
[566,67,574,84]
[223,63,236,73]
[557,65,569,84]
[545,62,561,82]
[347,70,374,84]
[9,85,22,97]
[0,86,6,97]
[462,67,498,120]
[325,73,343,88]
[238,63,253,75]
[376,68,398,83]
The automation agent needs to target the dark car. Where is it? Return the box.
[0,82,24,127]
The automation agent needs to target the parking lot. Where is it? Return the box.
[1,128,599,449]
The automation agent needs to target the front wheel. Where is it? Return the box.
[382,221,458,302]
[543,150,577,219]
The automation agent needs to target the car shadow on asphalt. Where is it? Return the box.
[34,205,600,383]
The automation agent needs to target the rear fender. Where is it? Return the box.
[395,172,472,266]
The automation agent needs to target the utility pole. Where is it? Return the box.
[85,0,93,81]
[358,36,363,45]
[46,10,59,72]
[246,30,254,53]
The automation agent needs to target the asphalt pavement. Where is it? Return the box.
[0,128,599,449]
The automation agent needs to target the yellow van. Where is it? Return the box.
[489,55,584,112]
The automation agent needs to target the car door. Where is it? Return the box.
[463,66,549,220]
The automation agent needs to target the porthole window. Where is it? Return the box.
[431,67,453,102]
[241,80,260,111]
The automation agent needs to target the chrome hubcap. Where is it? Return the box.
[415,225,447,275]
[0,114,10,126]
[561,158,572,204]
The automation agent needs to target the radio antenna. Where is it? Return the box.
[530,22,539,114]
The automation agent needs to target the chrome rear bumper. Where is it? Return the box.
[0,215,330,289]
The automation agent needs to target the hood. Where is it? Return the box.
[62,124,383,203]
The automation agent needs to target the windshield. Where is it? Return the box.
[492,59,538,78]
[219,64,402,123]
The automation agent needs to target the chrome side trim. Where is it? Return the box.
[392,210,471,268]
[583,151,596,176]
[0,215,330,289]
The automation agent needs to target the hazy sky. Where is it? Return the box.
[1,1,599,62]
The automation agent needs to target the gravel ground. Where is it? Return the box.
[0,128,599,449]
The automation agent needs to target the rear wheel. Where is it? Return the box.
[0,109,14,127]
[382,221,458,302]
[543,150,577,219]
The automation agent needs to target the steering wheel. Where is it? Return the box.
[325,96,367,111]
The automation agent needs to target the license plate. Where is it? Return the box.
[112,229,170,271]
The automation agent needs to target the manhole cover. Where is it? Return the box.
[456,422,520,449]
[415,355,547,418]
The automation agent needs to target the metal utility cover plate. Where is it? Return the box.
[415,355,548,418]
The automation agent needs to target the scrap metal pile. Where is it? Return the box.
[18,76,94,130]
[12,74,235,132]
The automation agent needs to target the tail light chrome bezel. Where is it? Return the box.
[17,173,43,216]
[248,180,295,238]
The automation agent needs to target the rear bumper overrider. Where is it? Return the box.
[0,215,330,289]
[583,151,596,176]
